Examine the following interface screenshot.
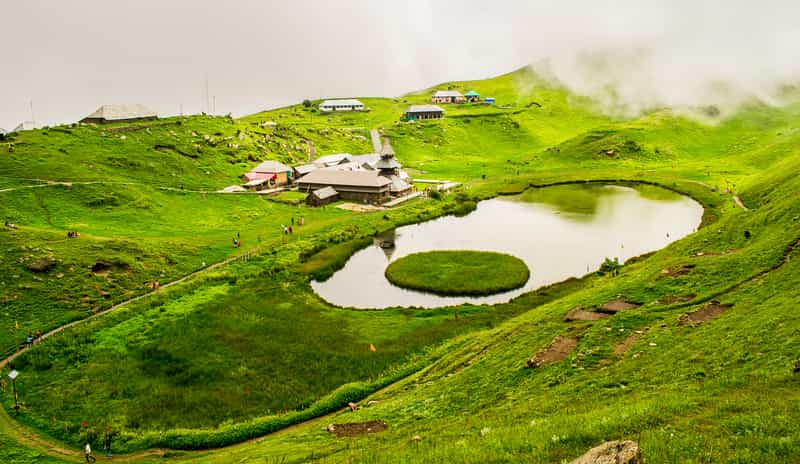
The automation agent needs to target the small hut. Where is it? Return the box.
[403,105,444,121]
[465,90,480,102]
[306,186,339,206]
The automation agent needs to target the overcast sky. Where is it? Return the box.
[2,0,800,129]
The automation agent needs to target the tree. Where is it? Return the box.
[302,99,312,108]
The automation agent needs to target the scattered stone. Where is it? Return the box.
[648,342,657,347]
[678,301,732,325]
[597,300,641,315]
[411,434,422,442]
[565,307,610,322]
[526,336,578,368]
[570,440,642,464]
[480,427,491,436]
[347,402,358,412]
[367,400,380,406]
[27,257,57,273]
[327,420,387,437]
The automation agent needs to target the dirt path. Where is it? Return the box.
[0,252,242,369]
[526,336,577,368]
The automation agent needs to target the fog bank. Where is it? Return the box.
[1,0,799,128]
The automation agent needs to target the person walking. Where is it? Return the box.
[84,443,95,463]
[104,429,113,458]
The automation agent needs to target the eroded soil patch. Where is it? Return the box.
[614,330,647,355]
[659,264,696,277]
[565,307,609,321]
[327,420,387,437]
[678,301,732,325]
[598,300,641,314]
[526,336,577,368]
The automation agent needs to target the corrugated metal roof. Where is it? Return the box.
[294,164,317,175]
[319,99,364,107]
[380,139,395,156]
[313,153,352,166]
[349,154,380,167]
[311,186,339,199]
[253,160,291,172]
[376,157,401,169]
[245,178,270,186]
[299,169,391,188]
[406,105,444,114]
[433,90,463,98]
[464,90,480,97]
[84,104,157,121]
[388,175,411,193]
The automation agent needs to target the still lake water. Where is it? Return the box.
[312,184,703,309]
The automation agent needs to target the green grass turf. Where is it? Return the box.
[385,250,530,296]
[0,66,799,462]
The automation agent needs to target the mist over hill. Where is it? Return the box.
[2,1,800,128]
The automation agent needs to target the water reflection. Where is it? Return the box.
[312,185,703,309]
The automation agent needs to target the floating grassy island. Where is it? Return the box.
[385,250,530,296]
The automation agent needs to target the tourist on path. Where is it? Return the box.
[84,443,95,462]
[104,430,113,458]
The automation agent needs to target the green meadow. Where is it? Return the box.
[0,67,798,462]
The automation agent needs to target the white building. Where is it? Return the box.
[318,99,365,112]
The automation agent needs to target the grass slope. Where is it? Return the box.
[0,66,798,462]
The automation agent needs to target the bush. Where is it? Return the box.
[597,257,622,276]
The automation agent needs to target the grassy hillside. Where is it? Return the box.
[0,67,798,463]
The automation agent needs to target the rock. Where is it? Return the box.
[411,435,422,442]
[570,440,642,464]
[27,258,56,273]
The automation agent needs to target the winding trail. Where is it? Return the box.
[0,176,787,462]
[0,252,242,369]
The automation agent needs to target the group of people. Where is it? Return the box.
[84,431,113,462]
[67,231,81,238]
[24,330,42,348]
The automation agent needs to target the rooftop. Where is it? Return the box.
[311,186,339,200]
[406,105,445,114]
[299,169,392,188]
[252,160,291,173]
[83,104,157,121]
[433,90,464,98]
[313,153,353,166]
[319,99,364,107]
[465,90,480,97]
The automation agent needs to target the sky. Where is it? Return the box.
[2,0,800,129]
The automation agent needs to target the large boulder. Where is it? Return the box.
[571,440,642,464]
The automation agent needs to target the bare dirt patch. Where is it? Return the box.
[91,260,130,275]
[678,301,732,325]
[614,330,647,355]
[598,300,641,314]
[526,336,577,368]
[659,264,696,277]
[564,307,609,322]
[327,420,387,437]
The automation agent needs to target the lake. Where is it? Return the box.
[312,184,703,309]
